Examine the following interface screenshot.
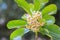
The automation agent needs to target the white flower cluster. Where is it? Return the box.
[26,11,44,32]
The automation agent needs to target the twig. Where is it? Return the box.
[35,32,38,40]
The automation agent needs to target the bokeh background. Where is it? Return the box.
[0,0,60,40]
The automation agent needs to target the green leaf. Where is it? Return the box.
[42,4,57,16]
[39,27,49,35]
[38,19,45,23]
[34,0,41,11]
[34,0,49,11]
[44,24,60,40]
[43,15,55,25]
[29,3,34,13]
[15,0,32,15]
[40,0,49,3]
[7,20,27,29]
[21,14,27,20]
[10,28,29,40]
[39,0,49,10]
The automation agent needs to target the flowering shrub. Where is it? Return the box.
[7,0,60,40]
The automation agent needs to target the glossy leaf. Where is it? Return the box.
[10,28,29,40]
[42,4,57,16]
[15,0,32,15]
[44,24,60,40]
[7,20,27,29]
[43,15,55,25]
[34,0,49,11]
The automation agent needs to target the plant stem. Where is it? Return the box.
[35,32,38,40]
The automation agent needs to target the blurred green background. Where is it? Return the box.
[0,0,60,40]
